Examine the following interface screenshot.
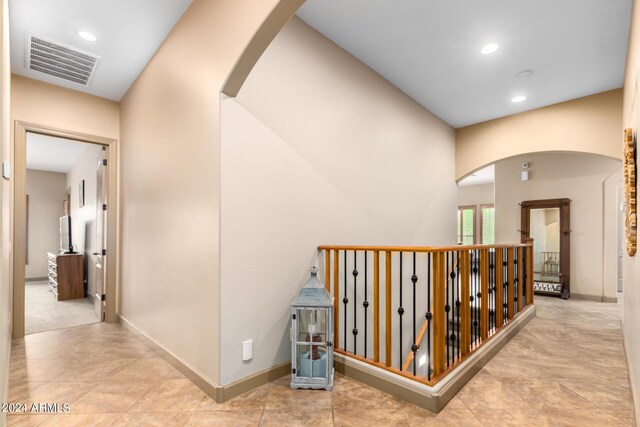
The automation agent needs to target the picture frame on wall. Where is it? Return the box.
[79,179,85,207]
[624,128,637,256]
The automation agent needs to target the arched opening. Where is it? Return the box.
[457,151,623,302]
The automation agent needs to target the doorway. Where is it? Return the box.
[617,184,624,293]
[12,122,118,338]
[520,198,571,299]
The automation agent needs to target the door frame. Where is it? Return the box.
[520,198,571,298]
[12,121,119,338]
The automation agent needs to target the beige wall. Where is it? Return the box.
[458,183,494,206]
[220,18,457,385]
[456,89,623,180]
[11,75,119,140]
[0,0,10,418]
[119,0,299,387]
[494,152,621,300]
[25,169,66,278]
[66,144,103,295]
[623,0,640,421]
[10,75,120,336]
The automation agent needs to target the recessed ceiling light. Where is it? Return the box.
[512,95,527,103]
[517,70,533,79]
[481,43,499,55]
[78,31,97,42]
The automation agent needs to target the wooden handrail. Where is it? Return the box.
[401,320,429,372]
[318,243,532,252]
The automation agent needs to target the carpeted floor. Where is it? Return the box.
[25,281,100,335]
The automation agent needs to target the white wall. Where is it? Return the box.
[495,152,622,300]
[66,144,102,295]
[25,169,66,279]
[220,18,457,385]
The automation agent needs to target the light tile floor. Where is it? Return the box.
[6,296,635,426]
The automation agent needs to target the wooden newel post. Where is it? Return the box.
[432,252,446,376]
[525,238,534,306]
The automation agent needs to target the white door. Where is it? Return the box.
[93,150,108,320]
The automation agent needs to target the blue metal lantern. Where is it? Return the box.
[290,266,334,390]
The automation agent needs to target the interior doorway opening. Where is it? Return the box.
[23,132,107,334]
[12,122,118,339]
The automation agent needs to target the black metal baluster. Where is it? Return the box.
[343,251,348,351]
[469,251,475,347]
[476,250,485,338]
[363,251,369,359]
[513,248,520,315]
[493,251,497,330]
[451,252,456,360]
[456,251,460,361]
[475,249,480,345]
[503,248,508,326]
[426,253,432,381]
[398,252,404,369]
[411,252,418,376]
[445,252,450,367]
[353,251,358,355]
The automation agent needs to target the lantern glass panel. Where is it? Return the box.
[296,343,328,379]
[296,308,327,344]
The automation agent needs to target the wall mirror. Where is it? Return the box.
[520,199,571,299]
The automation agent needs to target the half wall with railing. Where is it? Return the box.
[318,239,534,386]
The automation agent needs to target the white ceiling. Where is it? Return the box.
[10,0,192,101]
[458,165,494,187]
[27,133,92,173]
[297,0,632,128]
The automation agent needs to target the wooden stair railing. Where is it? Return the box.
[319,239,534,387]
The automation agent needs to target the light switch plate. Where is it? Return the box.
[242,339,253,361]
[2,160,9,180]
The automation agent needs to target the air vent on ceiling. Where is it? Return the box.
[25,33,100,86]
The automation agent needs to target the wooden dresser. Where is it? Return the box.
[47,252,84,301]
